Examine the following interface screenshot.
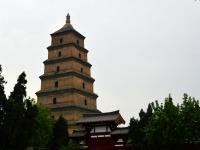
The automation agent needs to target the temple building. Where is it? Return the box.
[71,110,129,150]
[36,14,100,133]
[36,14,129,149]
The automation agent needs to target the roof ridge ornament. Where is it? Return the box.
[66,13,70,23]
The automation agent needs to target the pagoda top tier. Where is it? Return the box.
[51,14,85,39]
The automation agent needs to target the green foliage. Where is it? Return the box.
[9,72,27,104]
[129,103,153,150]
[0,65,7,150]
[0,69,38,150]
[145,95,182,146]
[50,116,69,150]
[0,65,6,103]
[29,104,54,148]
[129,94,200,149]
[0,65,6,122]
[0,65,64,150]
[180,94,200,142]
[60,140,82,150]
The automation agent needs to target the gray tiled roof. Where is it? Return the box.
[51,20,84,38]
[111,127,129,135]
[36,86,98,98]
[70,130,86,138]
[43,56,91,67]
[77,110,125,124]
[47,103,100,113]
[40,70,95,82]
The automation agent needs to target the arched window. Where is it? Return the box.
[55,81,58,88]
[82,82,85,89]
[77,40,79,45]
[79,53,81,59]
[53,98,57,104]
[81,67,83,73]
[84,99,87,106]
[58,51,61,57]
[56,66,60,72]
[60,38,63,43]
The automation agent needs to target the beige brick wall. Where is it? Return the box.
[51,33,84,47]
[41,76,93,92]
[38,92,96,109]
[44,60,91,75]
[72,76,93,92]
[48,47,71,59]
[38,93,73,105]
[51,108,94,134]
[48,45,87,61]
[41,76,73,90]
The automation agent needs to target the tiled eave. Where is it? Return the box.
[47,43,88,53]
[77,110,125,125]
[36,86,98,99]
[51,30,85,39]
[48,103,100,113]
[43,56,92,67]
[40,70,95,82]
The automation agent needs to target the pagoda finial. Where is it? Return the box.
[66,13,70,23]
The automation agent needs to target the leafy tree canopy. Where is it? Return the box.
[29,104,54,147]
[50,115,69,150]
[129,94,200,150]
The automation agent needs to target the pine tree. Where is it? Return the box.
[129,103,153,150]
[50,116,69,150]
[3,72,32,150]
[0,65,7,150]
[0,65,6,121]
[0,65,6,104]
[0,69,38,150]
[9,72,27,104]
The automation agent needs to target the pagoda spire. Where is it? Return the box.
[66,13,70,23]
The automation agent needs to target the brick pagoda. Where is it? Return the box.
[36,14,99,133]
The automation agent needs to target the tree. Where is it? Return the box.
[9,72,27,104]
[129,103,153,150]
[129,117,140,149]
[1,72,38,150]
[0,65,6,124]
[0,65,6,105]
[50,116,69,150]
[0,65,6,123]
[145,95,182,148]
[60,140,82,150]
[144,94,200,149]
[0,65,7,150]
[180,93,200,143]
[29,104,54,149]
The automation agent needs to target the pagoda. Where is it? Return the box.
[36,14,99,133]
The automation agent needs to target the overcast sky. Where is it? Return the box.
[0,0,200,124]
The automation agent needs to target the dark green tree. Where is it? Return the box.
[0,65,7,150]
[0,65,6,105]
[144,94,200,149]
[50,115,69,150]
[9,72,27,104]
[29,104,54,149]
[2,72,38,150]
[129,103,153,150]
[180,93,200,143]
[0,65,6,122]
[145,95,181,149]
[60,140,82,150]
